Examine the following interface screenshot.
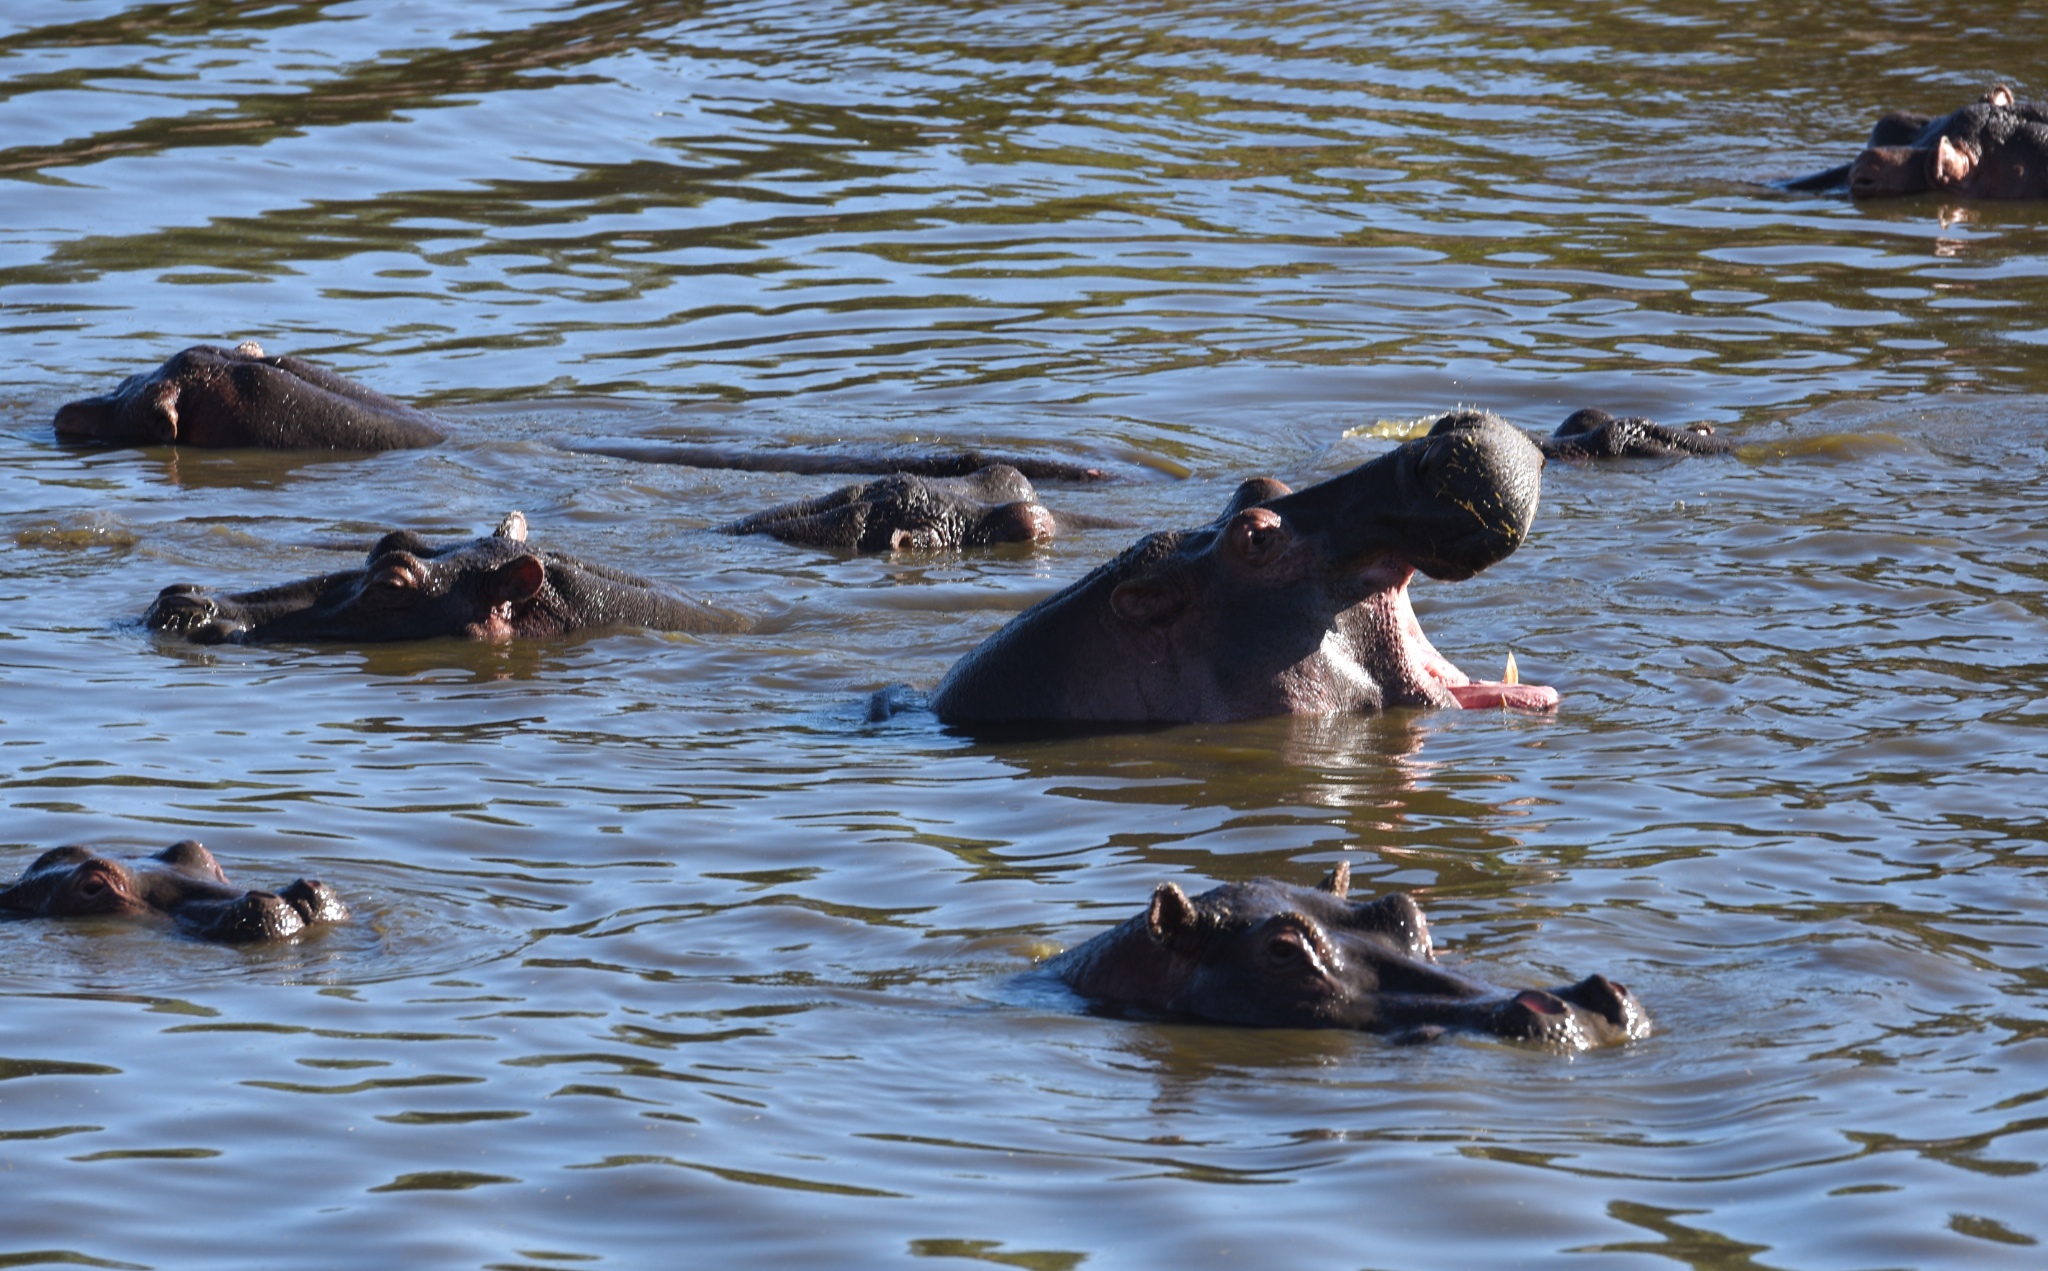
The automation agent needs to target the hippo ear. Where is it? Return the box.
[487,554,547,604]
[1936,135,1976,186]
[1111,578,1187,627]
[1146,882,1202,952]
[1987,84,2016,109]
[154,840,227,883]
[493,511,529,543]
[144,380,181,443]
[1317,861,1351,898]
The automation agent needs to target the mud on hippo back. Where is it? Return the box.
[926,410,1558,726]
[1,841,347,943]
[54,342,444,450]
[146,512,742,644]
[1047,863,1648,1049]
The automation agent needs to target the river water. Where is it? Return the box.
[4,2,2048,1267]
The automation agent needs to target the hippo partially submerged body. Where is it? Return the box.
[54,342,445,450]
[0,841,347,943]
[1048,864,1648,1048]
[721,464,1132,552]
[573,441,1117,483]
[147,512,739,644]
[927,410,1556,725]
[1536,408,1730,460]
[1786,84,2048,200]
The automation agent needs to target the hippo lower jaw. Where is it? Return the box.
[1336,559,1558,714]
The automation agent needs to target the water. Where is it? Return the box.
[4,2,2048,1266]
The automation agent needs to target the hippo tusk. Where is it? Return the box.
[1503,650,1519,686]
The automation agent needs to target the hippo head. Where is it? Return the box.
[722,465,1057,552]
[54,342,442,450]
[148,513,554,644]
[931,410,1554,724]
[0,841,347,943]
[1050,865,1649,1048]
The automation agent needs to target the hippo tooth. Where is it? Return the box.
[1503,651,1519,686]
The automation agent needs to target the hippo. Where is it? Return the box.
[720,464,1133,552]
[925,410,1555,725]
[1786,84,2048,199]
[1046,864,1648,1048]
[0,841,347,943]
[1534,408,1730,460]
[54,342,444,450]
[570,441,1118,483]
[146,511,741,644]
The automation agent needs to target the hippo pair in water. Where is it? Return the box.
[0,841,346,943]
[1788,84,2048,200]
[1049,863,1648,1049]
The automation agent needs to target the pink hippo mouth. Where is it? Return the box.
[1368,561,1559,713]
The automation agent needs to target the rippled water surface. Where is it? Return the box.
[5,2,2048,1267]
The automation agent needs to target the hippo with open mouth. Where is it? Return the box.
[1047,864,1648,1048]
[54,342,445,451]
[0,841,348,943]
[928,409,1555,725]
[146,512,741,644]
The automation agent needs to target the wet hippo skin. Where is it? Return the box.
[1047,863,1649,1048]
[720,464,1132,552]
[0,841,347,943]
[927,410,1557,725]
[146,511,742,644]
[54,342,445,450]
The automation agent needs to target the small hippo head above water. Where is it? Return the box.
[1788,85,2048,201]
[930,410,1554,725]
[0,841,347,943]
[54,342,444,450]
[147,511,741,644]
[1046,864,1648,1048]
[720,464,1134,553]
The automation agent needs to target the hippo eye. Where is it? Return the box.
[1267,936,1300,963]
[78,877,104,896]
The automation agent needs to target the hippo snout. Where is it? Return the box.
[145,588,242,643]
[1490,974,1648,1046]
[53,399,108,440]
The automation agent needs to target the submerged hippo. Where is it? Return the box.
[1048,864,1648,1048]
[1535,408,1730,460]
[927,410,1555,725]
[147,512,740,644]
[0,841,347,943]
[1786,84,2048,199]
[720,464,1132,552]
[571,441,1118,483]
[54,342,444,450]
